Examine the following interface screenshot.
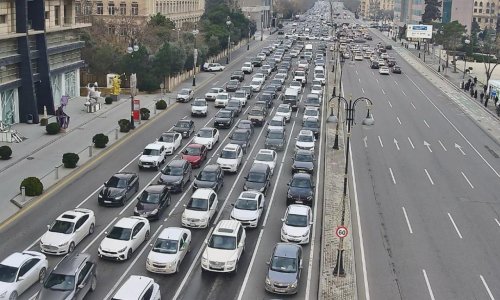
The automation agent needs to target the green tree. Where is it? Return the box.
[118,45,160,92]
[477,31,499,87]
[435,21,466,72]
[421,0,442,24]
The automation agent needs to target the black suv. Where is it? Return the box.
[98,172,139,206]
[292,150,315,174]
[302,117,320,138]
[214,110,235,129]
[230,70,245,82]
[244,163,272,195]
[134,184,171,220]
[265,128,286,151]
[193,164,224,192]
[230,129,252,153]
[158,159,192,192]
[37,253,97,300]
[286,173,315,206]
[173,119,195,138]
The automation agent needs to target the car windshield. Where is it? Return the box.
[107,226,132,241]
[316,74,325,79]
[268,132,284,139]
[303,120,319,128]
[197,130,213,138]
[235,199,258,210]
[232,132,248,141]
[49,220,74,234]
[210,88,220,93]
[159,134,174,143]
[176,122,191,128]
[184,147,201,156]
[107,176,128,188]
[291,177,311,188]
[238,122,251,129]
[0,265,17,283]
[229,81,238,85]
[295,71,305,77]
[305,110,319,117]
[208,234,236,250]
[270,120,282,126]
[272,80,281,85]
[139,191,161,204]
[296,153,313,161]
[143,148,160,156]
[43,273,75,291]
[256,153,273,162]
[234,92,246,98]
[271,256,297,273]
[152,238,178,254]
[217,111,232,118]
[277,106,289,113]
[221,150,237,159]
[194,100,206,106]
[217,94,228,100]
[247,171,266,183]
[290,82,300,87]
[163,166,183,176]
[227,101,239,107]
[286,213,308,227]
[179,90,189,95]
[187,198,208,211]
[251,80,261,85]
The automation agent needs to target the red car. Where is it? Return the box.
[181,143,208,168]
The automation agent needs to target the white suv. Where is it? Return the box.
[138,143,167,170]
[241,62,254,74]
[112,275,161,300]
[201,220,246,273]
[281,204,313,244]
[217,144,244,173]
[214,92,230,108]
[295,129,316,152]
[191,98,208,117]
[232,90,248,106]
[182,188,218,228]
[205,87,225,101]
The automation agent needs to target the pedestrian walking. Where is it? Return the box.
[485,95,489,107]
[495,95,499,106]
[474,90,478,99]
[474,77,478,85]
[480,92,485,103]
[496,102,500,116]
[484,85,488,93]
[465,82,470,91]
[470,88,474,97]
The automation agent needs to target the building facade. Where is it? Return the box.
[360,0,394,20]
[239,0,272,30]
[394,0,424,25]
[442,0,473,33]
[0,0,89,125]
[472,0,498,31]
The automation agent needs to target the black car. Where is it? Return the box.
[244,163,272,195]
[392,65,402,74]
[225,79,240,92]
[303,94,320,108]
[214,109,234,128]
[230,70,245,82]
[158,159,192,192]
[173,119,195,138]
[225,99,243,117]
[251,57,263,67]
[241,86,254,99]
[269,79,283,91]
[387,58,396,67]
[265,128,286,151]
[258,93,274,108]
[236,120,255,137]
[134,184,171,220]
[302,117,320,138]
[292,150,315,174]
[263,86,278,99]
[267,61,278,72]
[98,172,139,206]
[370,61,379,69]
[385,44,393,50]
[286,173,315,206]
[193,164,224,192]
[230,129,252,153]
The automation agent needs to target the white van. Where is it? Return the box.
[305,43,313,51]
[314,66,325,77]
[284,88,300,111]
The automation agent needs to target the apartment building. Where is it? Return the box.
[0,0,89,125]
[442,0,473,33]
[394,0,424,25]
[472,0,498,31]
[360,0,394,20]
[239,0,272,30]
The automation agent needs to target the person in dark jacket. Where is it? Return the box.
[480,92,485,103]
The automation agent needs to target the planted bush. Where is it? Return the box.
[0,145,12,160]
[20,177,43,196]
[140,108,150,120]
[62,153,79,168]
[93,133,109,148]
[118,119,131,132]
[46,122,61,135]
[105,96,113,104]
[156,99,167,110]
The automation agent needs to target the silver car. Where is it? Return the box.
[264,243,302,294]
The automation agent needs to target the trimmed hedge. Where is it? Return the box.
[156,100,167,110]
[118,119,131,132]
[0,145,12,160]
[46,122,60,135]
[105,96,113,104]
[20,177,43,196]
[140,107,150,120]
[93,133,109,148]
[62,153,79,168]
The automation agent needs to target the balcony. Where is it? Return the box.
[45,16,92,33]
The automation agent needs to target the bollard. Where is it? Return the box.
[154,100,157,114]
[55,165,59,179]
[89,145,93,157]
[115,128,119,140]
[21,186,26,203]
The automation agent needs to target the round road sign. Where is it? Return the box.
[336,226,348,238]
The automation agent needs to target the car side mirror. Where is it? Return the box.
[150,243,153,247]
[17,276,25,281]
[103,182,108,187]
[266,260,270,265]
[46,224,50,229]
[281,218,285,222]
[231,203,235,207]
[104,231,108,235]
[183,204,187,207]
[310,221,314,225]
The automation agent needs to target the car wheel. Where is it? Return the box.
[68,242,75,254]
[9,291,17,300]
[89,223,95,235]
[127,249,133,260]
[39,267,47,282]
[90,275,97,292]
[145,230,150,241]
[175,262,180,273]
[233,262,238,274]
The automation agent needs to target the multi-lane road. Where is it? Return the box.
[0,27,327,300]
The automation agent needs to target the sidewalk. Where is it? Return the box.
[0,33,273,224]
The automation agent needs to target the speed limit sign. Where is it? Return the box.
[335,226,348,238]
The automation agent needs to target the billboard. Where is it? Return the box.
[406,24,433,39]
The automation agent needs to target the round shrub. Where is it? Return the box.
[93,133,109,148]
[156,99,167,110]
[118,119,131,132]
[20,177,43,196]
[0,145,12,160]
[62,152,79,168]
[105,96,113,104]
[140,108,150,120]
[46,122,60,135]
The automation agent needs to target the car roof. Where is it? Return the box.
[1,251,44,267]
[274,243,301,258]
[271,115,285,121]
[292,172,312,180]
[56,208,93,222]
[199,127,215,132]
[268,128,285,134]
[112,172,136,179]
[168,159,188,167]
[233,128,249,134]
[238,191,261,200]
[53,252,92,275]
[191,188,215,198]
[213,220,241,236]
[295,149,314,156]
[249,162,270,172]
[157,227,186,240]
[114,216,146,229]
[114,275,155,299]
[187,143,203,149]
[299,129,314,136]
[144,143,163,150]
[287,204,311,216]
[144,184,166,193]
[201,164,221,172]
[176,119,192,124]
[223,143,241,151]
[257,149,275,155]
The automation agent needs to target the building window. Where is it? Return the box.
[119,26,127,36]
[120,2,126,15]
[486,8,489,13]
[474,8,477,12]
[486,2,490,7]
[45,11,50,19]
[131,2,139,15]
[474,1,478,6]
[478,17,482,22]
[55,6,60,25]
[490,18,494,22]
[108,2,115,15]
[0,15,5,24]
[83,3,92,15]
[479,8,482,13]
[108,25,115,35]
[492,3,495,7]
[480,2,483,6]
[75,3,81,15]
[96,2,104,14]
[473,17,476,22]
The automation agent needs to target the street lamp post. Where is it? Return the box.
[192,25,199,86]
[247,14,251,51]
[332,54,346,149]
[261,12,264,41]
[226,16,232,64]
[126,40,139,129]
[331,95,375,277]
[463,38,470,79]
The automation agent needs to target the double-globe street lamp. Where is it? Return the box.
[126,39,140,129]
[226,16,232,64]
[261,12,264,41]
[327,95,375,277]
[247,14,251,51]
[192,24,199,86]
[463,36,471,79]
[332,52,346,149]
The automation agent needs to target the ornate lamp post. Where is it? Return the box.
[261,12,264,41]
[331,53,346,149]
[126,39,139,129]
[226,16,232,64]
[192,24,199,86]
[463,37,470,79]
[247,14,251,51]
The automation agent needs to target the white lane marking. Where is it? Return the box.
[422,269,436,300]
[213,80,219,85]
[394,80,398,85]
[358,78,361,83]
[402,90,407,96]
[394,138,400,150]
[81,217,117,253]
[448,213,463,239]
[410,102,416,109]
[381,88,386,95]
[402,207,413,234]
[408,137,415,149]
[355,70,359,75]
[103,225,164,300]
[378,136,383,148]
[495,218,500,227]
[461,171,474,189]
[424,141,432,153]
[424,169,434,185]
[362,88,365,94]
[363,136,367,148]
[372,71,375,76]
[388,100,392,107]
[438,140,447,151]
[237,229,264,300]
[351,134,371,300]
[376,78,379,83]
[455,143,466,155]
[480,275,495,300]
[405,74,500,178]
[396,117,401,125]
[389,168,396,184]
[423,120,430,128]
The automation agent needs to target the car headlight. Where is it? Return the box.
[290,281,298,288]
[200,217,208,223]
[146,258,151,265]
[168,260,177,267]
[302,230,310,237]
[58,241,69,247]
[117,246,127,253]
[134,207,138,213]
[227,259,237,267]
[151,209,159,215]
[174,179,183,186]
[265,277,271,285]
[307,195,313,200]
[115,195,123,200]
[0,291,7,297]
[98,194,103,198]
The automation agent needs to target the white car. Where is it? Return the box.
[232,90,248,107]
[138,143,167,170]
[191,98,208,117]
[298,60,309,69]
[205,87,225,101]
[254,149,278,175]
[303,107,320,122]
[98,216,150,261]
[252,73,266,84]
[354,53,363,60]
[146,227,192,274]
[295,129,316,152]
[257,52,267,61]
[204,62,225,72]
[381,52,389,59]
[281,204,313,244]
[310,85,323,96]
[379,66,390,75]
[230,191,265,228]
[112,275,161,300]
[267,115,286,131]
[216,144,244,173]
[314,73,326,85]
[155,131,182,155]
[201,220,246,273]
[214,92,230,108]
[275,103,292,122]
[289,81,302,94]
[250,79,263,92]
[40,208,95,255]
[273,54,282,62]
[176,88,194,102]
[182,188,218,228]
[293,70,307,85]
[193,127,219,150]
[0,251,48,300]
[241,62,254,74]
